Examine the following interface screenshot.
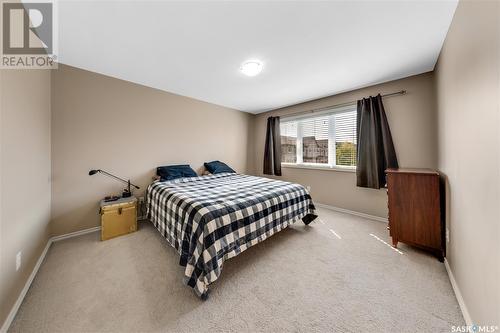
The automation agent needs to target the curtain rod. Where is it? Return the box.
[281,90,407,119]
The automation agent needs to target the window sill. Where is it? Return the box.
[281,163,356,173]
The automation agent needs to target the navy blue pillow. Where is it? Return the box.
[204,161,235,174]
[157,165,197,181]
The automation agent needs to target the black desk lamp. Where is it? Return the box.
[88,169,140,198]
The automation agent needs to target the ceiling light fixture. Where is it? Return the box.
[240,60,263,77]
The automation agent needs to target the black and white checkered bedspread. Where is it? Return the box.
[146,173,316,298]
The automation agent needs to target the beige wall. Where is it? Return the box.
[251,72,437,218]
[50,65,252,236]
[0,70,52,327]
[435,0,499,326]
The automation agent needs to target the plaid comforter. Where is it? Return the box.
[146,173,316,298]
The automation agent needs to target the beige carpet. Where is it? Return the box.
[9,207,464,332]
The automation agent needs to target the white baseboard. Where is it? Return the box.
[444,258,472,326]
[0,239,51,333]
[0,226,101,333]
[51,226,101,243]
[315,202,388,223]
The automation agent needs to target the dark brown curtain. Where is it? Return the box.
[356,94,398,189]
[263,116,282,176]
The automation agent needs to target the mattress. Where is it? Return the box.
[146,172,316,298]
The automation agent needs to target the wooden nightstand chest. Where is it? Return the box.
[100,197,137,241]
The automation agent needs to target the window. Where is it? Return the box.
[280,105,357,169]
[280,121,297,163]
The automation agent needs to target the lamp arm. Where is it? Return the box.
[98,170,140,189]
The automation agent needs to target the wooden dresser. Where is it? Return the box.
[386,168,444,261]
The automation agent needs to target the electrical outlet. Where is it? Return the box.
[446,228,450,243]
[16,251,22,271]
[306,185,311,192]
[138,196,145,203]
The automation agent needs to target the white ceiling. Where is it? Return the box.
[57,1,457,113]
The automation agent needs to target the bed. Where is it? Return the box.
[146,172,317,299]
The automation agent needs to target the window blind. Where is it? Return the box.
[280,121,297,138]
[280,106,357,168]
[301,116,329,164]
[280,121,297,163]
[334,110,357,166]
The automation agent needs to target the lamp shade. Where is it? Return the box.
[88,169,99,176]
